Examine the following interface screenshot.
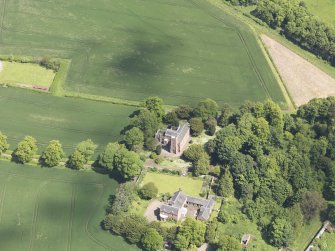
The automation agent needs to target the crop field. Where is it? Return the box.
[0,88,135,154]
[0,0,286,106]
[305,0,335,25]
[141,172,203,197]
[0,160,138,251]
[0,61,55,87]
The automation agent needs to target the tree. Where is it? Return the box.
[141,228,163,251]
[217,235,240,251]
[193,154,210,176]
[76,139,97,163]
[124,127,144,151]
[121,214,148,244]
[184,144,206,163]
[189,117,204,136]
[140,182,158,200]
[193,98,218,120]
[0,131,9,155]
[164,111,179,127]
[109,182,136,215]
[68,139,97,169]
[217,169,234,197]
[13,136,38,163]
[328,205,335,224]
[268,218,293,247]
[300,191,327,222]
[205,118,217,136]
[174,218,206,250]
[68,150,86,170]
[143,96,165,119]
[99,143,123,171]
[175,105,193,120]
[41,140,65,167]
[132,109,161,138]
[114,148,143,179]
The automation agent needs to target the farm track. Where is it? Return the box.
[67,185,76,251]
[0,183,7,224]
[84,183,109,251]
[29,182,46,251]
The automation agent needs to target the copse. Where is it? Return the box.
[13,136,38,163]
[0,131,9,155]
[41,140,65,167]
[255,0,335,65]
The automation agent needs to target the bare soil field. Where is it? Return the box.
[261,35,335,107]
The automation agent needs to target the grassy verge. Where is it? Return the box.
[49,59,71,96]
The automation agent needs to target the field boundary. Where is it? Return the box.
[207,0,335,80]
[0,183,6,224]
[67,185,76,251]
[49,59,71,96]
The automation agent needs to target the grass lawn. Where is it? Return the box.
[313,232,335,251]
[0,61,55,87]
[305,0,335,26]
[0,88,135,155]
[293,216,323,251]
[141,172,203,197]
[0,0,286,106]
[0,160,139,251]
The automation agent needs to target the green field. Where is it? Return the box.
[0,88,135,154]
[0,0,285,106]
[0,61,55,87]
[305,0,335,25]
[0,160,138,251]
[141,172,203,197]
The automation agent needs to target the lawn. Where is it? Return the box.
[141,172,203,197]
[313,232,335,251]
[0,160,139,251]
[305,0,335,26]
[0,0,286,106]
[0,87,135,155]
[0,61,55,87]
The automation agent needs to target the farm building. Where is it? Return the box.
[155,123,191,155]
[159,189,215,221]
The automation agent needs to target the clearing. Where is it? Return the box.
[0,88,135,154]
[304,0,335,26]
[0,160,138,251]
[141,172,203,197]
[261,34,335,107]
[0,61,55,88]
[0,0,286,106]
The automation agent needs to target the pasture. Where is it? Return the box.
[141,172,203,197]
[305,0,335,26]
[0,88,135,154]
[0,160,139,251]
[0,61,55,87]
[0,0,286,106]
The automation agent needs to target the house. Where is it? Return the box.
[155,123,191,155]
[159,189,215,221]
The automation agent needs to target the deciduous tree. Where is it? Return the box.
[41,140,65,167]
[13,136,38,163]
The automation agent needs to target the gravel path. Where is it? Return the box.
[262,35,335,107]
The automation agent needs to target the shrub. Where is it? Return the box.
[140,182,158,199]
[150,152,157,159]
[154,156,164,164]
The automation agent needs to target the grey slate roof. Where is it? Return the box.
[160,204,179,215]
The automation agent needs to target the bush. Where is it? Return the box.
[140,182,158,199]
[154,156,164,164]
[150,152,157,159]
[155,145,162,155]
